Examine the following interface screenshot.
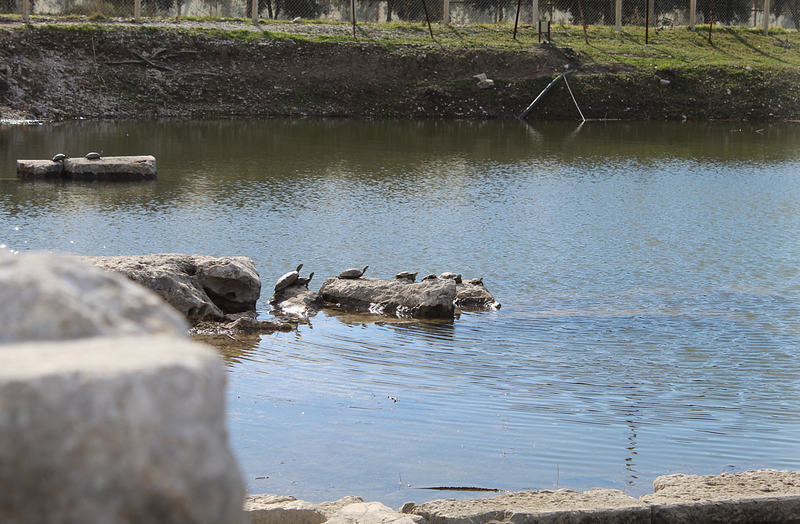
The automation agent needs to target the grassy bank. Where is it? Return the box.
[0,18,798,121]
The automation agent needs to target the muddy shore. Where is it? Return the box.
[1,18,799,122]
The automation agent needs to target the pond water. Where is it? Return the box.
[2,119,800,507]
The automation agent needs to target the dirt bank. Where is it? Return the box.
[1,19,798,122]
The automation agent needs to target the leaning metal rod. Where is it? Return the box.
[422,0,434,38]
[562,73,586,122]
[513,0,523,40]
[518,70,575,120]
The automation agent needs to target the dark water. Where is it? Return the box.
[2,119,800,507]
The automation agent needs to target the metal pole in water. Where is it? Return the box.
[519,71,574,120]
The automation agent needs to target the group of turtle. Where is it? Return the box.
[274,264,481,293]
[51,152,102,162]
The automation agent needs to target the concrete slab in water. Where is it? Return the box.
[16,155,157,180]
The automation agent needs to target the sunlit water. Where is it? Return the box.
[2,120,800,507]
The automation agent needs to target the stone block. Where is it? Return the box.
[62,155,157,180]
[16,159,64,178]
[244,494,327,524]
[0,335,246,524]
[0,251,187,344]
[642,469,800,524]
[408,488,649,524]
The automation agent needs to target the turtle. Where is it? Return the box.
[421,274,437,281]
[439,272,462,284]
[465,277,484,286]
[394,271,418,282]
[52,153,69,162]
[274,263,303,292]
[294,271,314,288]
[338,265,368,279]
[85,152,101,160]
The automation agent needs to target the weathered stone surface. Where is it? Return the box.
[81,253,261,322]
[16,159,63,178]
[0,251,187,344]
[641,469,800,524]
[0,335,246,524]
[244,494,327,524]
[63,155,157,180]
[327,501,427,524]
[407,488,649,524]
[454,279,501,310]
[270,285,324,316]
[318,277,456,319]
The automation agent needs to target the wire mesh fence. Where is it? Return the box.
[8,0,799,31]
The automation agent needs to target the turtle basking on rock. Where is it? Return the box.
[421,274,437,281]
[52,153,69,162]
[85,152,101,160]
[338,266,368,279]
[274,263,303,292]
[294,271,314,288]
[394,271,418,282]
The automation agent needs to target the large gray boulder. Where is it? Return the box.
[0,335,246,524]
[318,276,456,319]
[0,251,187,343]
[81,253,262,323]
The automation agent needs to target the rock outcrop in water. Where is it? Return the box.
[0,251,246,524]
[318,276,457,319]
[80,253,261,323]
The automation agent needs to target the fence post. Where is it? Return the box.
[762,0,769,34]
[444,0,450,25]
[615,0,621,30]
[252,0,258,24]
[134,0,140,22]
[22,0,30,22]
[689,0,696,29]
[532,0,538,26]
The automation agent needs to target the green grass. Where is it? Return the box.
[14,15,800,71]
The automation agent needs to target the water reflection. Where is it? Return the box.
[2,120,800,506]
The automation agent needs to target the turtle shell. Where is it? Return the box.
[52,153,68,162]
[338,265,368,279]
[85,152,101,160]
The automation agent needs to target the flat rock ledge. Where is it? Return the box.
[318,277,457,319]
[246,469,800,524]
[80,253,262,323]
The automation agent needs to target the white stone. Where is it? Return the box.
[244,494,327,524]
[0,251,187,344]
[327,502,427,524]
[0,335,246,524]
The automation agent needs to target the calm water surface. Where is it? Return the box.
[2,120,800,506]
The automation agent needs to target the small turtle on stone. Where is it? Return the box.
[421,274,437,281]
[338,265,368,279]
[294,271,314,288]
[465,277,484,286]
[52,153,69,162]
[85,152,102,160]
[394,271,418,282]
[274,263,303,292]
[439,272,462,284]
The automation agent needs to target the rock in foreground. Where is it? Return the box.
[318,277,456,319]
[0,251,187,343]
[81,253,261,323]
